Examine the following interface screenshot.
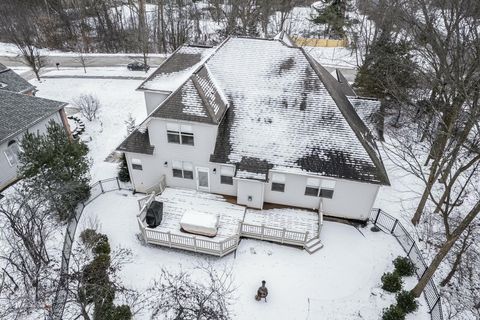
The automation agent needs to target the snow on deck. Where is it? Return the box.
[244,208,319,240]
[153,188,245,241]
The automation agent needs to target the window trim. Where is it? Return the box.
[166,123,195,146]
[271,173,286,192]
[305,177,320,196]
[220,165,235,185]
[172,160,194,179]
[4,140,20,167]
[131,158,143,170]
[319,180,336,199]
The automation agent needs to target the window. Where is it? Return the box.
[172,160,193,179]
[220,165,235,185]
[131,158,143,170]
[167,123,180,144]
[180,125,194,146]
[167,123,194,145]
[271,173,285,192]
[4,140,20,167]
[319,180,336,199]
[305,178,320,196]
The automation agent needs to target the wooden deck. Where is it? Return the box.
[138,187,322,256]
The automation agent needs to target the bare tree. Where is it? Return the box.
[147,263,235,320]
[75,94,102,121]
[0,189,58,318]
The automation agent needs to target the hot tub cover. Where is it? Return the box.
[180,210,220,237]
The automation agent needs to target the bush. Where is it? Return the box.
[75,93,101,121]
[80,229,111,255]
[381,272,403,293]
[393,256,416,277]
[396,290,418,314]
[382,304,406,320]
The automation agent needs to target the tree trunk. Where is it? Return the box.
[411,201,480,296]
[440,235,469,287]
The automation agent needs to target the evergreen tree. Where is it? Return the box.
[118,154,130,183]
[19,121,91,220]
[311,0,351,38]
[353,32,417,139]
[78,229,132,320]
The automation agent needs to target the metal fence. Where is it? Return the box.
[370,209,443,320]
[52,177,131,320]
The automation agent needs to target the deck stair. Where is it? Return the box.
[304,237,324,254]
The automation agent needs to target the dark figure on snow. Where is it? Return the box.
[255,280,268,302]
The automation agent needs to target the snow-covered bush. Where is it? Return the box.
[396,290,418,314]
[382,304,405,320]
[393,256,416,277]
[381,272,403,293]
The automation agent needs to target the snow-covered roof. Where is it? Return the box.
[145,37,389,185]
[0,90,66,144]
[273,31,297,47]
[137,45,215,92]
[0,63,35,94]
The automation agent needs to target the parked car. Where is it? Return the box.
[127,61,150,71]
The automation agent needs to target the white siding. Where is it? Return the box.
[144,91,170,115]
[127,118,226,193]
[264,171,380,221]
[0,112,63,190]
[237,179,265,209]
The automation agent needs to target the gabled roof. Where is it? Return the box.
[0,90,66,144]
[150,65,228,124]
[0,63,35,94]
[137,45,215,92]
[117,129,155,155]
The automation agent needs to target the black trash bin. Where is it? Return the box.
[146,201,163,228]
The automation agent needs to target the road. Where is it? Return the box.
[0,54,166,68]
[0,54,357,82]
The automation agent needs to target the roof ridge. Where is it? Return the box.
[191,74,218,123]
[301,49,390,185]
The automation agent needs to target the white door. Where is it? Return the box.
[196,167,210,191]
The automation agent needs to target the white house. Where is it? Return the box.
[0,63,70,191]
[118,36,389,222]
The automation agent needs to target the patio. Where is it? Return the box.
[137,188,322,256]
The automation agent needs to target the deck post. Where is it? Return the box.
[261,224,265,240]
[167,231,172,248]
[304,231,309,245]
[281,228,286,244]
[193,237,197,252]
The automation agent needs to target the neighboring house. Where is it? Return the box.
[0,65,70,191]
[0,63,36,95]
[118,36,389,221]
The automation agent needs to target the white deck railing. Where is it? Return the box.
[239,223,309,247]
[137,191,319,256]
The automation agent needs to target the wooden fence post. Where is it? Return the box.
[281,228,286,244]
[193,236,197,252]
[261,224,265,240]
[304,231,309,244]
[167,231,172,248]
[116,177,121,189]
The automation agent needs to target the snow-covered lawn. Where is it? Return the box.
[44,66,156,78]
[79,191,429,320]
[30,77,147,180]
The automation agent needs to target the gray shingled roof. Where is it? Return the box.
[137,45,214,92]
[150,65,227,124]
[117,129,155,155]
[146,37,390,185]
[0,63,35,93]
[0,90,66,144]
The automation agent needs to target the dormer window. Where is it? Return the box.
[166,123,194,146]
[4,140,20,166]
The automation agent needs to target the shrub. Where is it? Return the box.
[75,93,101,121]
[396,290,418,314]
[382,304,406,320]
[381,272,403,292]
[393,256,416,277]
